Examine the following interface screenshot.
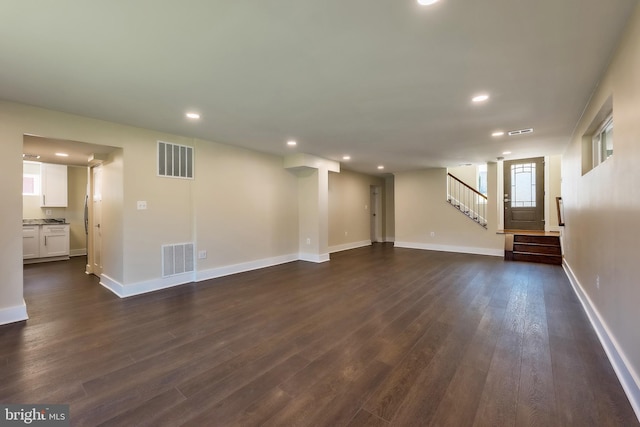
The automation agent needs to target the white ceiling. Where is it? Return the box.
[2,1,637,174]
[22,135,118,167]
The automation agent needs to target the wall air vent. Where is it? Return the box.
[158,141,194,179]
[22,154,41,160]
[508,128,534,136]
[162,243,195,277]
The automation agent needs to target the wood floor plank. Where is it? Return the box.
[516,277,557,427]
[429,363,488,427]
[0,246,635,427]
[159,354,310,426]
[70,349,236,425]
[346,409,390,427]
[262,340,387,426]
[472,269,529,427]
[472,332,523,427]
[231,386,293,427]
[98,387,187,427]
[548,334,600,426]
[389,294,491,426]
[306,360,392,427]
[363,321,453,421]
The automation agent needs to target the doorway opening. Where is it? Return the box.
[21,135,117,279]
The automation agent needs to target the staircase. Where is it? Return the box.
[446,173,487,228]
[504,234,562,265]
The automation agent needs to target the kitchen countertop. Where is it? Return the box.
[23,218,69,225]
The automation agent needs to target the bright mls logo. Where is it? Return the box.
[0,405,69,426]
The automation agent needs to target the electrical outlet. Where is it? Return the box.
[137,201,147,210]
[306,238,311,245]
[45,209,52,216]
[198,250,207,259]
[596,275,600,289]
[430,231,435,237]
[345,231,348,236]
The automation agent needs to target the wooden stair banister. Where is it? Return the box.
[446,173,488,228]
[447,173,486,198]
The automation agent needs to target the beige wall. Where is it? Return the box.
[193,140,299,268]
[384,175,395,242]
[448,165,478,190]
[297,168,321,256]
[0,110,25,312]
[395,166,503,255]
[546,155,562,230]
[99,150,124,283]
[562,3,640,399]
[328,169,383,249]
[118,134,192,284]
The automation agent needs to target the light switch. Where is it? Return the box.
[137,201,147,210]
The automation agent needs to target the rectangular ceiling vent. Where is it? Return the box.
[508,128,534,136]
[162,243,194,278]
[158,141,194,179]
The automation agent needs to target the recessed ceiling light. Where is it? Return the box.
[472,94,490,103]
[502,151,512,155]
[55,153,69,157]
[287,140,297,147]
[342,155,351,160]
[377,165,385,170]
[186,112,200,119]
[417,0,439,5]
[492,131,505,137]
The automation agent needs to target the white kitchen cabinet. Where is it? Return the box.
[40,163,68,207]
[23,226,40,259]
[39,224,70,258]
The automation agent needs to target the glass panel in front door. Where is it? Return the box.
[511,163,536,207]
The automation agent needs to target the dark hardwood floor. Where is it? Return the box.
[1,244,638,426]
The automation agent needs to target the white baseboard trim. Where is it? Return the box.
[0,301,29,325]
[563,260,640,421]
[70,249,87,257]
[298,252,330,263]
[23,256,70,264]
[100,251,331,298]
[101,272,195,298]
[196,253,299,282]
[329,240,371,254]
[394,241,503,257]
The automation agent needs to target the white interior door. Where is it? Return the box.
[91,166,103,276]
[370,186,383,243]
